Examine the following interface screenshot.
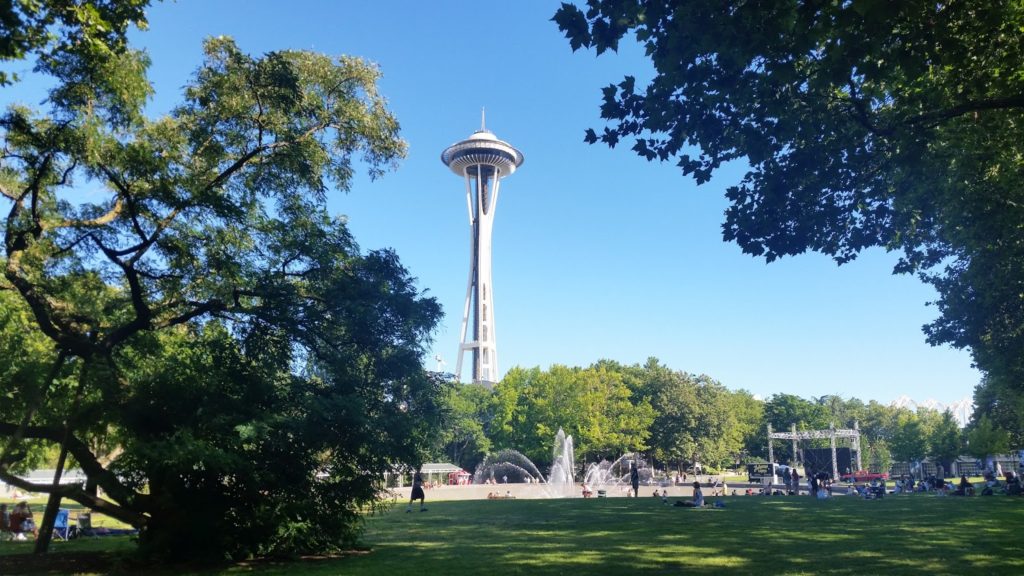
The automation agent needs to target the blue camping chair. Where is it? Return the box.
[52,508,71,541]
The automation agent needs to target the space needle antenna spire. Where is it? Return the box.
[441,117,524,386]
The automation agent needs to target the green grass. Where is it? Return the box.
[3,495,1023,575]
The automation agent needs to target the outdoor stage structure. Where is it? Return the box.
[768,422,863,480]
[441,118,524,385]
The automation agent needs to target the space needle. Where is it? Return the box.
[441,114,524,385]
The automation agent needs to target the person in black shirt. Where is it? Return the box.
[630,462,640,497]
[407,468,427,512]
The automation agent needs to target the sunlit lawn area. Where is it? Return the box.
[2,494,1022,575]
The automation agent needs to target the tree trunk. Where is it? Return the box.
[34,454,68,554]
[35,365,82,555]
[34,491,62,554]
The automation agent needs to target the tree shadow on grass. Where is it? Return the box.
[350,495,1024,576]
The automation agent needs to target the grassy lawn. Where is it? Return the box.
[2,494,1022,575]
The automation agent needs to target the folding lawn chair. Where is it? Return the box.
[52,508,71,541]
[77,511,96,538]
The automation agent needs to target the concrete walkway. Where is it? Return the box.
[388,478,856,502]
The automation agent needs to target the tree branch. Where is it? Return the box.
[150,297,228,331]
[204,120,330,194]
[843,88,1024,137]
[903,95,1024,128]
[53,195,124,229]
[0,468,148,527]
[0,420,149,527]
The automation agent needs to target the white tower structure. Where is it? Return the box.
[441,116,523,385]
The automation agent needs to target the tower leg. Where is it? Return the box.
[455,164,502,386]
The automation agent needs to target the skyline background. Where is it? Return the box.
[2,1,980,406]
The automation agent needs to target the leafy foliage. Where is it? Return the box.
[888,409,929,463]
[928,410,963,466]
[435,356,969,481]
[490,364,655,464]
[1,21,441,560]
[972,375,1024,447]
[0,0,150,86]
[965,414,1011,460]
[554,1,1024,399]
[437,383,493,471]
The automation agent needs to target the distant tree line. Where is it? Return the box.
[434,358,1005,477]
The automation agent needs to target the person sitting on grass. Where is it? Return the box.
[955,475,974,496]
[1005,471,1021,496]
[10,502,36,540]
[673,482,705,507]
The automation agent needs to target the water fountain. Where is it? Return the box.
[583,452,657,493]
[473,428,576,497]
[547,428,575,497]
[473,449,545,484]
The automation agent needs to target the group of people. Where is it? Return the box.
[781,467,802,495]
[809,472,833,499]
[975,468,1022,496]
[1,501,37,540]
[850,468,1024,498]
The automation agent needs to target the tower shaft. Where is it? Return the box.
[456,165,501,384]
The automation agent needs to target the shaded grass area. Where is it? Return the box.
[2,495,1022,575]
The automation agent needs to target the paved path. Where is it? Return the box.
[387,478,847,502]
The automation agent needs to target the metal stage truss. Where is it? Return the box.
[767,422,862,481]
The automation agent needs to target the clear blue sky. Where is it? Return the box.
[4,1,980,406]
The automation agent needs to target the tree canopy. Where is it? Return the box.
[554,1,1024,398]
[1,18,442,559]
[0,0,150,86]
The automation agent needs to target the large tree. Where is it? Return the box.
[888,409,928,464]
[554,1,1024,393]
[1,27,443,559]
[965,414,1011,461]
[971,375,1024,447]
[491,364,654,465]
[437,383,493,471]
[928,410,963,467]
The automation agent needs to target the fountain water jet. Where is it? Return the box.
[583,452,657,493]
[472,428,577,497]
[473,449,544,484]
[547,428,575,497]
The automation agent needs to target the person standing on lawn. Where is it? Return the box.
[629,462,640,497]
[407,468,427,512]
